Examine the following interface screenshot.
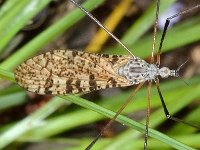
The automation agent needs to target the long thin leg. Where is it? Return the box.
[85,82,144,150]
[144,81,152,150]
[155,79,200,129]
[156,4,200,65]
[150,0,160,64]
[70,0,135,58]
[144,0,159,148]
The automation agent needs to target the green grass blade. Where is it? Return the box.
[121,0,176,46]
[0,0,51,52]
[0,96,68,149]
[0,0,20,18]
[0,0,106,71]
[104,16,200,56]
[0,67,15,82]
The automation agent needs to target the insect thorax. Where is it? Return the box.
[117,58,175,84]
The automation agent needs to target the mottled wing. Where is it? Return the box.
[14,50,132,95]
[96,53,134,69]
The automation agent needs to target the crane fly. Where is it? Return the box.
[14,50,178,95]
[14,0,200,149]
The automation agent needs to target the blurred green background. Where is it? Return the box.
[0,0,200,150]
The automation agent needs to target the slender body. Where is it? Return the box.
[118,58,176,83]
[14,50,177,95]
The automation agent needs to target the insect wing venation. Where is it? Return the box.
[14,50,131,95]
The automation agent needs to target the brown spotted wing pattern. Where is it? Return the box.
[14,50,133,95]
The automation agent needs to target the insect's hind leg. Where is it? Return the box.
[144,81,152,150]
[155,79,200,129]
[156,4,200,65]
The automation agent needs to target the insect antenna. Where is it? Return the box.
[70,0,135,57]
[176,58,190,86]
[176,58,189,72]
[178,76,190,86]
